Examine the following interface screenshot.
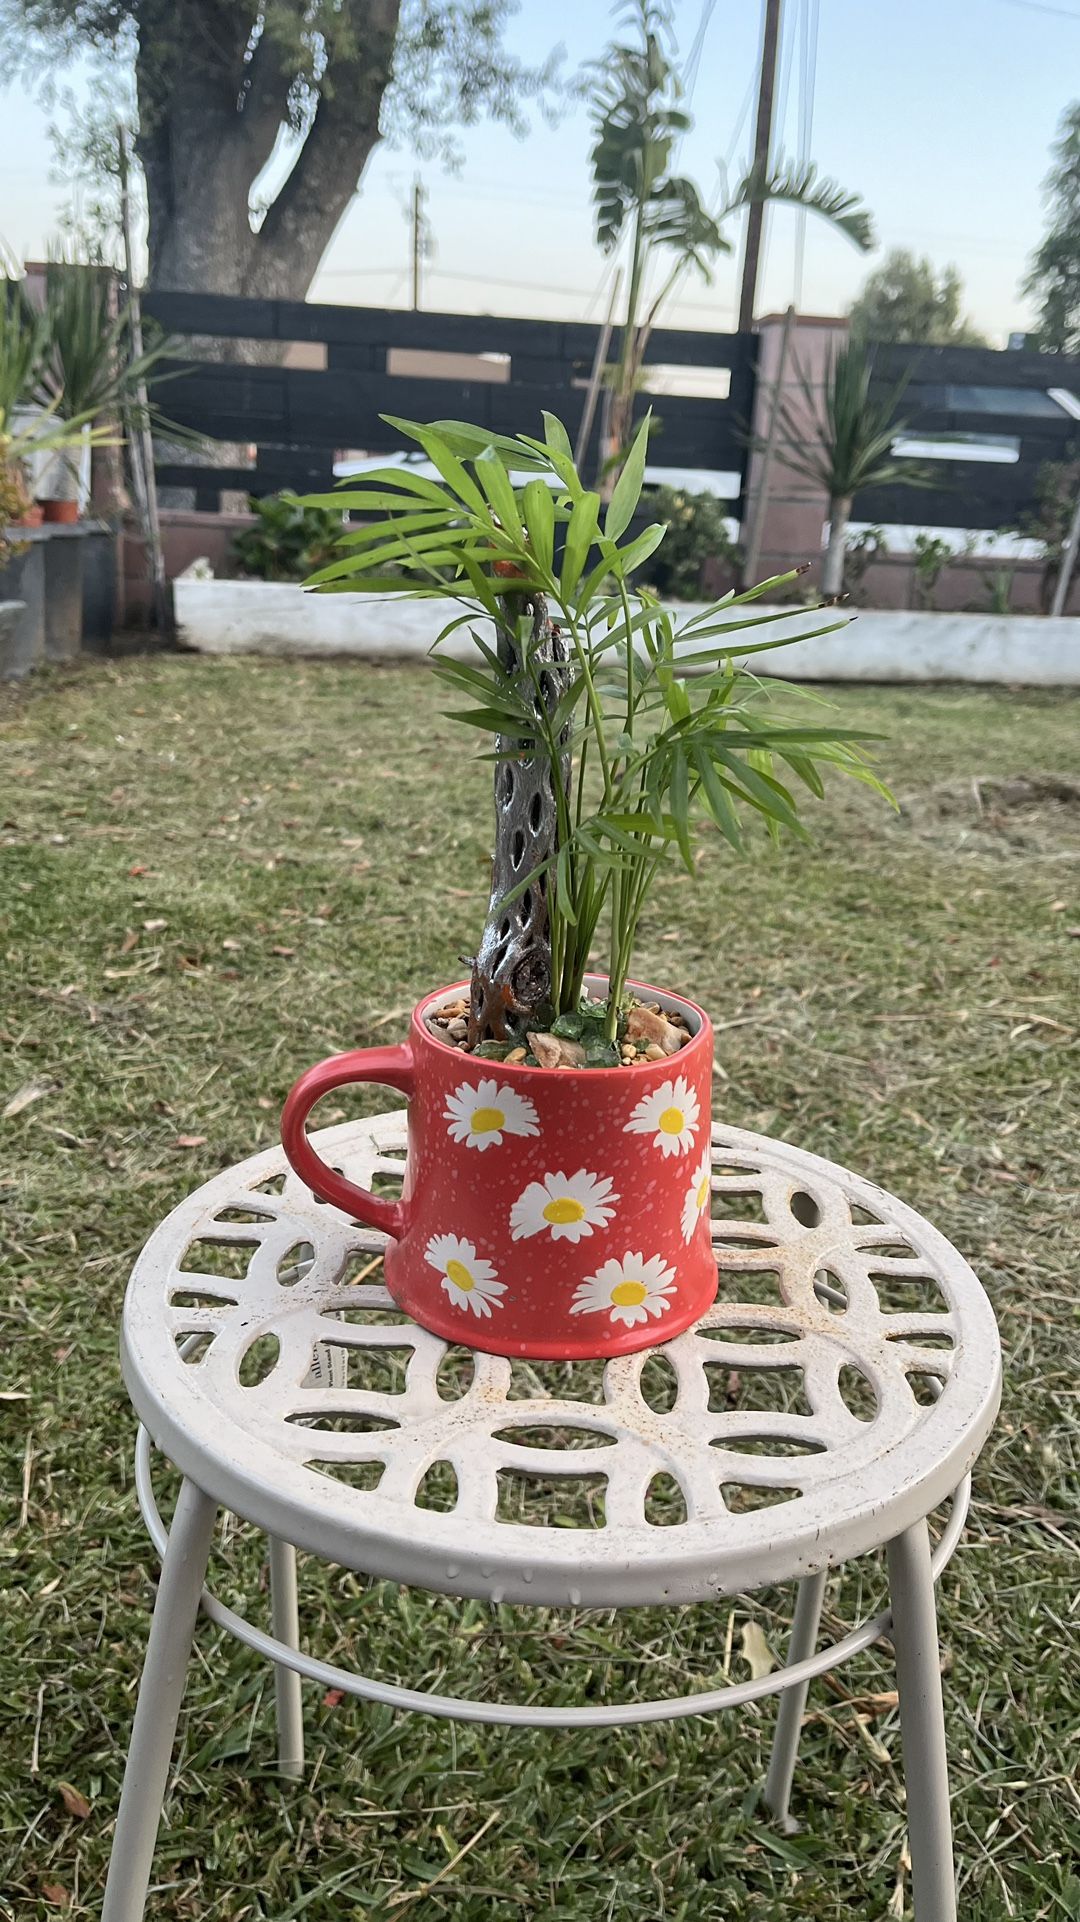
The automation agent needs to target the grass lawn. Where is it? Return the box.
[1,654,1078,1921]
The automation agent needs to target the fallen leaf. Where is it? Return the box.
[143,917,168,933]
[1067,927,1080,939]
[172,1135,208,1149]
[1049,900,1066,911]
[128,864,149,876]
[57,1781,91,1819]
[271,945,296,957]
[42,1885,70,1908]
[323,1688,344,1708]
[222,937,242,951]
[119,928,139,955]
[256,1096,274,1111]
[740,1621,777,1681]
[0,1390,30,1400]
[3,1079,54,1120]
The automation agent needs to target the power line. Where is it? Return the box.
[792,0,820,309]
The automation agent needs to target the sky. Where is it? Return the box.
[0,0,1077,343]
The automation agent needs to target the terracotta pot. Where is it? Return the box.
[281,978,716,1359]
[41,499,79,525]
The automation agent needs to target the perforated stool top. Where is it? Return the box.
[122,1116,1001,1609]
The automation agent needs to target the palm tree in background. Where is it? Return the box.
[764,340,929,597]
[589,1,875,489]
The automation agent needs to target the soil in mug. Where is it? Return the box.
[424,992,693,1070]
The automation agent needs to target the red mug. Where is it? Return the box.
[281,978,717,1360]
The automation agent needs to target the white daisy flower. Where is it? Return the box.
[510,1169,619,1244]
[443,1077,540,1152]
[624,1075,701,1157]
[424,1233,506,1317]
[681,1151,713,1243]
[570,1251,678,1329]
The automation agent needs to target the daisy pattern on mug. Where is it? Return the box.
[624,1075,700,1157]
[681,1150,713,1243]
[444,1077,540,1152]
[424,1233,506,1317]
[510,1169,619,1244]
[570,1251,678,1329]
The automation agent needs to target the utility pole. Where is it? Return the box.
[737,0,783,335]
[411,175,425,311]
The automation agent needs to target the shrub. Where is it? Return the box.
[637,486,741,600]
[231,493,343,583]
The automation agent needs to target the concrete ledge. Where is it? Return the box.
[173,578,1080,686]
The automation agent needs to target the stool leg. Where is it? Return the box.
[268,1536,305,1779]
[886,1520,957,1922]
[102,1480,217,1922]
[763,1569,827,1831]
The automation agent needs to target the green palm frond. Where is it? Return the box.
[727,159,875,254]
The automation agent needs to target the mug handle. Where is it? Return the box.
[281,1044,416,1238]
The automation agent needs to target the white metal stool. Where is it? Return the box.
[103,1116,1001,1922]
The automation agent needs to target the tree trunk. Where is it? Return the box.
[822,496,852,598]
[135,0,401,328]
[468,595,571,1046]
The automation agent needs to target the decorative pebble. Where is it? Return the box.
[626,1004,685,1056]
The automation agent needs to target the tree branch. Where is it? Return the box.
[251,0,401,295]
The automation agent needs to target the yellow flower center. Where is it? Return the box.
[659,1106,685,1136]
[543,1196,587,1225]
[611,1279,648,1307]
[445,1259,474,1292]
[696,1177,710,1209]
[470,1106,505,1135]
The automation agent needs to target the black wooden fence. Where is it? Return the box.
[142,291,1080,535]
[859,340,1080,531]
[143,290,758,512]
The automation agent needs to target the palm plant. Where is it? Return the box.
[766,340,930,597]
[300,411,891,1047]
[590,2,874,486]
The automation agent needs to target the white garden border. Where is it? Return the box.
[173,574,1080,685]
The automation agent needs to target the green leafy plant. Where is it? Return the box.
[1010,457,1080,612]
[843,525,888,605]
[589,2,872,488]
[637,486,741,600]
[0,279,48,425]
[1,276,117,563]
[38,257,177,425]
[982,566,1015,615]
[231,494,345,583]
[911,532,953,610]
[764,341,930,598]
[299,412,892,1047]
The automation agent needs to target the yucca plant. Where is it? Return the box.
[38,257,174,425]
[300,412,891,1052]
[765,340,931,598]
[0,279,49,423]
